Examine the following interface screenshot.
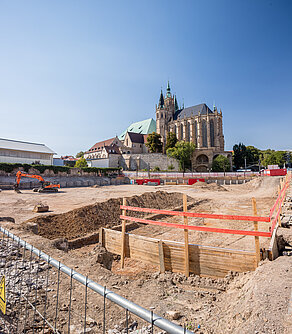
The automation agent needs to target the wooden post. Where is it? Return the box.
[99,227,104,247]
[158,240,165,273]
[183,194,189,277]
[121,198,126,269]
[252,197,260,267]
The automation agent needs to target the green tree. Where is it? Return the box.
[212,155,231,172]
[233,143,247,169]
[76,151,85,158]
[246,146,260,165]
[262,150,285,167]
[75,157,88,168]
[165,132,178,151]
[146,132,163,153]
[166,141,196,171]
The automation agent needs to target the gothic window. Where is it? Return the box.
[202,120,207,147]
[174,125,177,137]
[187,123,191,142]
[180,123,184,140]
[210,120,215,147]
[194,121,198,146]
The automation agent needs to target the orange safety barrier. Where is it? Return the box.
[121,173,291,240]
[120,205,270,222]
[120,215,271,237]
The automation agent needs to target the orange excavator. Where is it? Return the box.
[14,171,60,193]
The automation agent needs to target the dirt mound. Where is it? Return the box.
[192,181,228,191]
[24,191,194,240]
[203,256,292,334]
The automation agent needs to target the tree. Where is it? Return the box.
[166,141,196,171]
[75,157,88,168]
[233,143,247,169]
[246,146,260,166]
[76,151,85,158]
[146,132,163,153]
[165,132,178,151]
[262,150,285,167]
[212,155,231,172]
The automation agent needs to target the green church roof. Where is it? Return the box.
[118,118,156,141]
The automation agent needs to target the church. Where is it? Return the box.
[156,82,231,172]
[85,82,232,172]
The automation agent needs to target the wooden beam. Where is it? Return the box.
[252,197,260,267]
[121,198,126,269]
[158,240,165,273]
[183,194,189,277]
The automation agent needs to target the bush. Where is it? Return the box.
[152,166,160,172]
[0,162,120,175]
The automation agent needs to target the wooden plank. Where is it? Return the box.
[121,198,126,268]
[158,240,165,273]
[183,194,189,277]
[102,228,256,278]
[252,198,260,267]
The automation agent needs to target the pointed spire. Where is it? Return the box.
[174,95,179,111]
[166,81,171,98]
[158,89,164,108]
[182,98,184,109]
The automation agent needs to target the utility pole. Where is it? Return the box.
[244,157,247,170]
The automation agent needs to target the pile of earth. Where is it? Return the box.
[24,191,195,240]
[192,181,228,191]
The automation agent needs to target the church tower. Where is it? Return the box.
[156,81,175,148]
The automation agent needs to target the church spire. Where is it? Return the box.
[158,89,164,108]
[166,81,171,98]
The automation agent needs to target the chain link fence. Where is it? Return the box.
[0,227,193,334]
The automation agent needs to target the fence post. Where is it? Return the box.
[121,198,126,269]
[158,240,165,273]
[252,197,260,267]
[183,194,189,277]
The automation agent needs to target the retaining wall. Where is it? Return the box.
[101,228,256,278]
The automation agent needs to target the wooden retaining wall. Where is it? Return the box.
[101,228,257,278]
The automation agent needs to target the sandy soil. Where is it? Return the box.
[0,176,291,333]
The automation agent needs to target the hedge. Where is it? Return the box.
[0,163,121,175]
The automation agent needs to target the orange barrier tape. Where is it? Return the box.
[120,215,271,237]
[120,205,270,222]
[270,183,288,217]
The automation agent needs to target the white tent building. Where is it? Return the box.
[0,138,56,165]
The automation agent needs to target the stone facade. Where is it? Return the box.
[119,153,179,171]
[156,82,231,172]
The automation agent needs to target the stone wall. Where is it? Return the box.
[0,167,129,189]
[119,153,179,171]
[0,175,129,189]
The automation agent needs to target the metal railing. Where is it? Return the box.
[0,227,193,334]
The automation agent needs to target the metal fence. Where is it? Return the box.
[123,171,259,178]
[0,227,193,334]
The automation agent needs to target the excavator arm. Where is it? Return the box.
[14,171,60,193]
[15,171,45,189]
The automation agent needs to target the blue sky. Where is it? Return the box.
[0,0,291,156]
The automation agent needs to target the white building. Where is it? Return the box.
[0,138,56,165]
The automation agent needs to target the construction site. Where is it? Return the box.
[0,171,291,334]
